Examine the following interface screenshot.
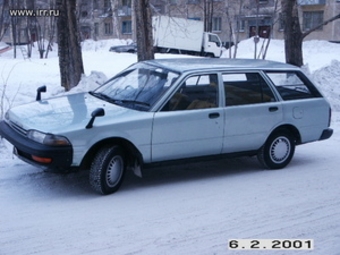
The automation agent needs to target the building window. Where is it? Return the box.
[104,23,112,35]
[303,11,324,31]
[94,23,99,36]
[122,0,132,7]
[153,4,164,14]
[104,0,111,10]
[212,17,222,32]
[81,11,88,18]
[187,0,200,4]
[170,0,178,4]
[188,17,201,21]
[237,19,245,32]
[93,0,99,9]
[122,20,132,34]
[279,13,285,31]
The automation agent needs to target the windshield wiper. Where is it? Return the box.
[117,99,150,107]
[89,91,118,104]
[89,92,150,108]
[113,99,150,107]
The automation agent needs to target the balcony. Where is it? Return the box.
[117,6,132,17]
[298,0,326,6]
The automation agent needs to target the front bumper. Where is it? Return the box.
[319,128,333,141]
[0,121,73,170]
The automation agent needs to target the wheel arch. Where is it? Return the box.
[269,124,301,145]
[80,137,144,170]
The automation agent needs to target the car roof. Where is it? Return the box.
[144,58,300,73]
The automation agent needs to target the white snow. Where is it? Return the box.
[0,38,340,255]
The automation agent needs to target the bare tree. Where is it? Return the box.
[0,0,10,41]
[134,0,154,61]
[259,0,280,60]
[56,0,84,91]
[281,0,340,66]
[44,0,57,58]
[203,0,213,32]
[225,0,245,58]
[9,0,20,58]
[110,0,120,38]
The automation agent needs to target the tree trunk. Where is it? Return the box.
[134,0,154,61]
[56,0,84,91]
[281,0,304,66]
[110,0,120,38]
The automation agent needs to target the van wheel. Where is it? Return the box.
[89,145,125,195]
[257,131,295,170]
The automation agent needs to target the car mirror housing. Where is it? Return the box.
[86,108,105,129]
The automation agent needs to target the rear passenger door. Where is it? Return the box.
[151,73,224,162]
[222,72,283,153]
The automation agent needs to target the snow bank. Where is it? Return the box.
[81,38,133,52]
[312,60,340,111]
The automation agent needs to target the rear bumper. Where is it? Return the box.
[0,121,73,170]
[319,128,333,141]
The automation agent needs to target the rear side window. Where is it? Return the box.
[223,72,276,106]
[265,71,322,100]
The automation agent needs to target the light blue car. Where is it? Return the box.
[0,58,333,195]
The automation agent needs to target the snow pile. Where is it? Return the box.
[81,38,133,52]
[223,37,340,72]
[68,71,107,94]
[312,59,340,111]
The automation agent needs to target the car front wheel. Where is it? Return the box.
[257,131,295,170]
[89,145,125,195]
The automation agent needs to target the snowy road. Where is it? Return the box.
[1,119,339,255]
[1,38,340,255]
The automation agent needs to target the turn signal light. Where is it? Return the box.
[32,155,52,164]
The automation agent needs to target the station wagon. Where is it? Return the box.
[0,58,333,194]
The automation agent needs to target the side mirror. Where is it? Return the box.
[36,85,47,101]
[86,108,105,129]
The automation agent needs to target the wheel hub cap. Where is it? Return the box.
[106,156,123,187]
[270,136,291,164]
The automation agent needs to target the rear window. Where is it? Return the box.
[265,71,322,100]
[222,72,276,106]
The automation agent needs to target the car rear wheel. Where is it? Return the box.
[89,145,125,195]
[257,130,295,170]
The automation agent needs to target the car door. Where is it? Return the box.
[222,72,283,153]
[151,73,224,162]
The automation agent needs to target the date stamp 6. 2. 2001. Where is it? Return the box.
[228,239,314,250]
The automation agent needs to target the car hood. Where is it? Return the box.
[6,92,137,134]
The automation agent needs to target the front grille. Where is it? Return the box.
[8,121,28,137]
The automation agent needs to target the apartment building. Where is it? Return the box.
[1,0,339,45]
[81,0,339,44]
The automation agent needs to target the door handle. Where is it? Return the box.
[269,106,279,112]
[209,112,220,119]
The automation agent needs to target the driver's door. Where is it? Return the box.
[151,74,224,162]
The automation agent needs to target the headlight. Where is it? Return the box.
[27,130,70,146]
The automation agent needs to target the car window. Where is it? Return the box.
[265,71,322,100]
[94,63,179,111]
[223,72,276,106]
[161,74,219,111]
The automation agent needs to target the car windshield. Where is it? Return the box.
[91,63,180,111]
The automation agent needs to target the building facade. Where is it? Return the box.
[1,0,339,45]
[80,0,339,44]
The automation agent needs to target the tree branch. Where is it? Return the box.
[302,13,340,39]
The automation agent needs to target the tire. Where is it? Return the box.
[89,145,125,195]
[257,130,295,170]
